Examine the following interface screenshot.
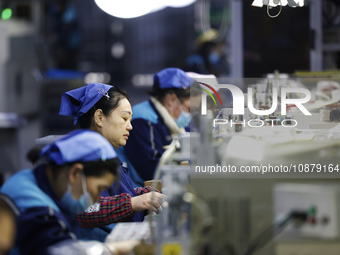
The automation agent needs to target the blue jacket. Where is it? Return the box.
[101,163,144,222]
[0,165,78,255]
[118,99,172,188]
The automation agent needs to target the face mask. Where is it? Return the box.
[175,107,191,129]
[62,174,94,213]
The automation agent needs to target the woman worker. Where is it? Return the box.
[59,83,165,228]
[0,129,138,255]
[119,67,198,187]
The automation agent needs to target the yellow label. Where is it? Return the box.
[162,243,182,255]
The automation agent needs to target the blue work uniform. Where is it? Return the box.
[117,99,172,188]
[102,163,145,222]
[0,165,78,255]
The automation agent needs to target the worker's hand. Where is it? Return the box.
[106,240,139,255]
[131,191,166,213]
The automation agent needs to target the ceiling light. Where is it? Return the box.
[94,0,196,19]
[94,0,165,19]
[252,0,304,7]
[251,0,305,18]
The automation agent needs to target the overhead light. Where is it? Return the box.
[272,0,288,6]
[251,0,264,7]
[166,0,196,8]
[94,0,196,19]
[288,0,305,7]
[111,42,125,59]
[84,72,111,84]
[252,0,304,7]
[251,0,305,18]
[251,0,305,7]
[94,0,165,19]
[132,74,154,87]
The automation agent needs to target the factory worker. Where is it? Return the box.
[59,83,165,229]
[0,129,138,255]
[118,67,199,187]
[0,194,19,255]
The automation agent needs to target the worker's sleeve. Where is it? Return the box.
[75,194,134,228]
[124,119,165,181]
[16,207,76,255]
[134,186,160,195]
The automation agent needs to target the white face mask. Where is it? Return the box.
[80,173,94,209]
[174,105,191,129]
[62,174,94,213]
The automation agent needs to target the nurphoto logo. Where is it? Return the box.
[198,83,312,128]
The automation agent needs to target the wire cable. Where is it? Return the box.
[266,2,283,18]
[242,210,307,255]
[196,0,231,41]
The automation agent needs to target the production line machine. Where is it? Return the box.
[34,75,340,255]
[155,75,340,255]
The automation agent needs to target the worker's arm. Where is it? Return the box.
[75,194,134,228]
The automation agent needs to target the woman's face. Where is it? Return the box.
[85,172,115,202]
[68,164,115,202]
[171,97,190,119]
[101,98,133,149]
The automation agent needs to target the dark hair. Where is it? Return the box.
[149,80,201,104]
[82,158,118,177]
[26,146,43,165]
[78,86,129,129]
[50,158,118,178]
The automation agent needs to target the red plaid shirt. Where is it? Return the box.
[76,186,155,228]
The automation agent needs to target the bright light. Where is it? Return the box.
[295,0,304,6]
[276,0,288,6]
[253,0,303,7]
[132,74,154,87]
[166,0,196,8]
[94,0,196,19]
[111,42,125,58]
[268,0,288,6]
[84,72,111,84]
[251,0,263,7]
[94,0,165,19]
[1,8,12,20]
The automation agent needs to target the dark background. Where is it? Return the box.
[37,0,311,85]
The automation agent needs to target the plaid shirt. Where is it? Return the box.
[76,186,156,228]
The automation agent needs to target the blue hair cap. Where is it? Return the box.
[40,129,116,165]
[153,68,191,90]
[59,83,113,125]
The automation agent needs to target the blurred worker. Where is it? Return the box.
[0,130,138,255]
[184,29,229,77]
[59,83,165,230]
[118,67,200,187]
[0,194,19,255]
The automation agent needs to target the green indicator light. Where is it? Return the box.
[308,205,316,216]
[1,8,12,20]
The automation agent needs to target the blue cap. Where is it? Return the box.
[153,68,191,90]
[40,129,117,165]
[59,83,113,125]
